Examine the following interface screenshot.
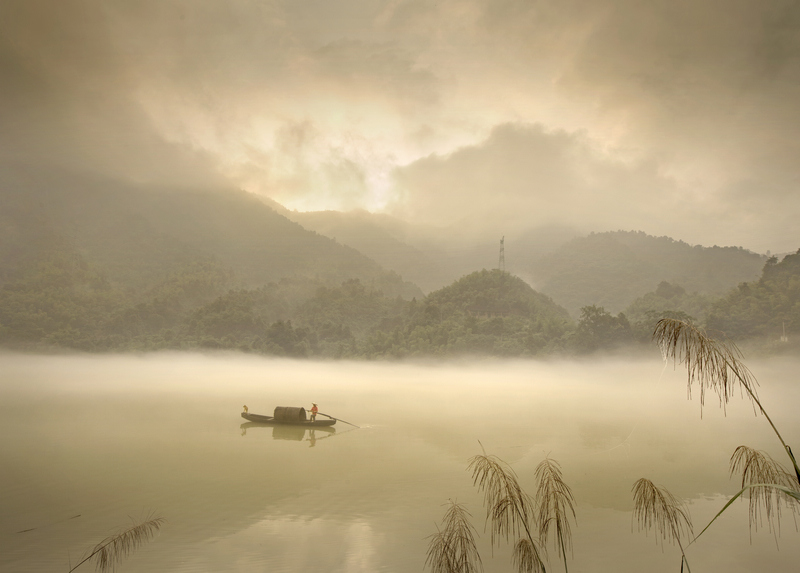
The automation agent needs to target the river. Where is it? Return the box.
[1,352,799,572]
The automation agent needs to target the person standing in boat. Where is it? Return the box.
[310,403,318,422]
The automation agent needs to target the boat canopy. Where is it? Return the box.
[273,406,307,422]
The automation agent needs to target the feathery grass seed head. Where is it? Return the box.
[632,478,693,547]
[730,445,800,535]
[653,318,758,413]
[425,500,483,573]
[533,458,576,559]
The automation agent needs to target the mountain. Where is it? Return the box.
[280,206,578,293]
[201,199,771,324]
[0,164,423,300]
[283,209,446,293]
[369,269,575,358]
[526,231,766,316]
[3,163,786,356]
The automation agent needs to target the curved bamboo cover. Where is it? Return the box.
[273,406,307,422]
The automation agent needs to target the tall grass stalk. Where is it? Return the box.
[468,452,537,550]
[632,478,693,572]
[428,451,574,573]
[468,452,546,573]
[653,318,800,542]
[425,501,482,573]
[728,446,799,537]
[653,318,800,482]
[693,483,800,543]
[534,458,575,572]
[468,451,574,573]
[68,515,165,573]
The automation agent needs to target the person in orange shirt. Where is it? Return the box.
[310,403,318,422]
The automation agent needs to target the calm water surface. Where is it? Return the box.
[1,352,799,572]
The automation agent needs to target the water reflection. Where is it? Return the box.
[239,422,336,442]
[2,353,800,573]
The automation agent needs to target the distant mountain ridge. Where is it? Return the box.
[282,208,471,293]
[278,205,766,317]
[0,164,423,300]
[1,162,795,356]
[3,164,786,355]
[281,207,581,293]
[528,231,766,316]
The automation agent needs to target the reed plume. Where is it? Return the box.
[729,445,800,536]
[652,318,757,411]
[653,318,800,482]
[468,451,566,573]
[425,501,482,573]
[632,478,693,572]
[468,452,537,548]
[68,515,165,573]
[511,538,546,573]
[534,458,575,572]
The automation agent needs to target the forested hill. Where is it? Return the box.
[0,164,421,299]
[529,231,765,316]
[425,269,571,323]
[376,269,575,357]
[706,249,800,341]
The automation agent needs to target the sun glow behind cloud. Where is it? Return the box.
[1,0,799,251]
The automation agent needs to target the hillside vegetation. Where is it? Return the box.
[531,231,765,316]
[1,238,798,357]
[2,164,797,357]
[361,270,574,358]
[615,249,800,349]
[706,251,800,341]
[0,165,421,297]
[0,257,576,357]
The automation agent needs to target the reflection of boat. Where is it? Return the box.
[241,406,336,427]
[239,422,336,440]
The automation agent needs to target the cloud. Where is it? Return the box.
[231,120,377,211]
[0,1,225,187]
[390,119,800,251]
[1,0,798,251]
[390,123,682,236]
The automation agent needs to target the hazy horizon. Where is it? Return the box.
[2,1,799,254]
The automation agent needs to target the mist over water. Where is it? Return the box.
[2,352,799,572]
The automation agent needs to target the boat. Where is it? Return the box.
[240,412,336,426]
[241,405,336,427]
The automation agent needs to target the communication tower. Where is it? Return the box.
[499,236,505,272]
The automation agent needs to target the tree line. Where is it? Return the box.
[1,249,798,357]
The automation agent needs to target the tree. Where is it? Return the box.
[573,305,632,352]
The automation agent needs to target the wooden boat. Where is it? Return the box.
[241,405,336,427]
[241,412,336,427]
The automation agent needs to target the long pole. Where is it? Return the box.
[318,412,360,428]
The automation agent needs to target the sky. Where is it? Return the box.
[1,0,799,253]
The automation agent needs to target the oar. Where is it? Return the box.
[318,412,360,428]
